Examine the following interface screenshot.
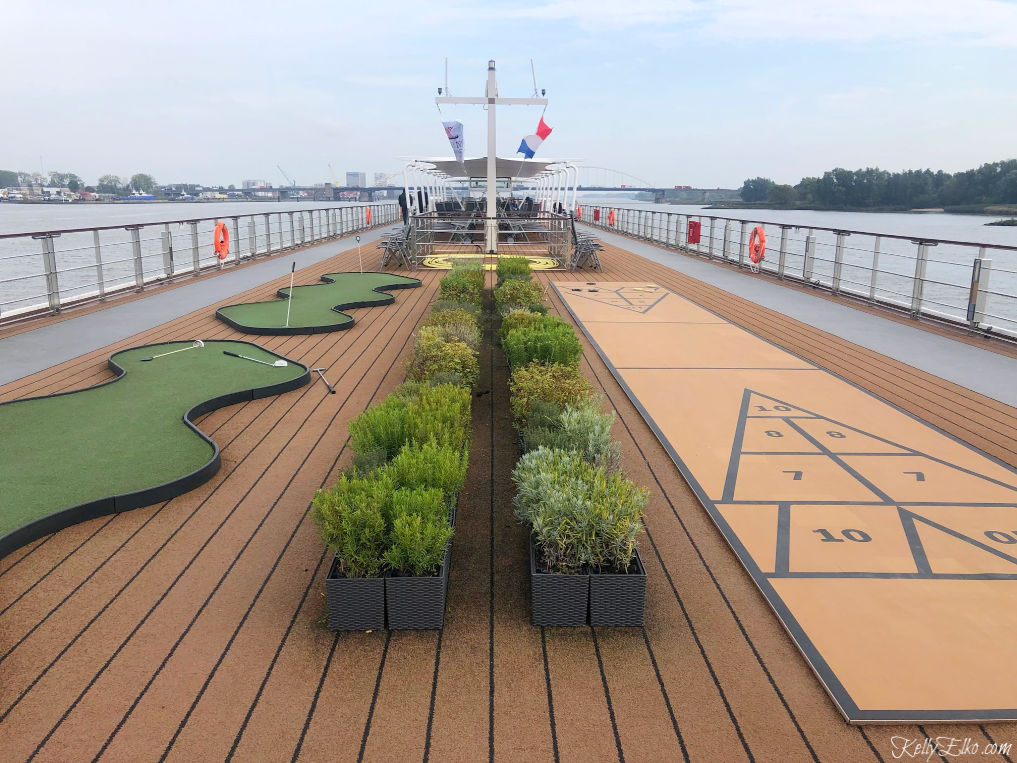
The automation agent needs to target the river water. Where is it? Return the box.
[2,198,1016,328]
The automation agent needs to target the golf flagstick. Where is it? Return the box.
[284,262,295,328]
[356,235,362,274]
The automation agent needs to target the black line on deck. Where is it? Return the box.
[540,627,561,763]
[641,627,688,762]
[591,627,625,763]
[358,631,392,763]
[422,627,444,762]
[775,503,791,575]
[291,632,340,762]
[488,283,496,763]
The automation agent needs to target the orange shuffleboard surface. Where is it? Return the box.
[554,281,1017,723]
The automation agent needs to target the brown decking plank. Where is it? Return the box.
[21,273,438,758]
[0,267,436,758]
[542,628,623,762]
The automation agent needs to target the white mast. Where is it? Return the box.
[436,59,548,253]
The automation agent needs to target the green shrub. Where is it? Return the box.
[452,259,486,291]
[348,396,409,462]
[407,326,479,388]
[499,310,570,343]
[312,472,393,577]
[503,323,583,368]
[390,440,469,496]
[432,299,482,318]
[496,256,531,284]
[384,512,454,576]
[389,486,450,525]
[422,308,481,350]
[509,361,594,427]
[405,383,472,452]
[438,272,482,304]
[512,447,646,574]
[523,401,621,474]
[494,278,543,314]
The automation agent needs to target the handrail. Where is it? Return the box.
[577,203,1017,340]
[0,203,379,239]
[0,202,400,324]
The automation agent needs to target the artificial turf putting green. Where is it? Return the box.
[215,271,421,334]
[0,340,307,556]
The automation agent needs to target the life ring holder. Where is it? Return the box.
[214,221,230,260]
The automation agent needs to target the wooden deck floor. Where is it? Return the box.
[2,239,1016,762]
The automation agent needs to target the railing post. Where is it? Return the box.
[297,214,304,244]
[804,235,816,280]
[248,219,257,256]
[869,236,881,301]
[738,221,748,266]
[309,210,316,241]
[721,221,730,260]
[161,226,174,278]
[967,253,991,328]
[92,230,106,300]
[832,231,849,294]
[33,233,62,313]
[288,212,295,247]
[910,240,934,317]
[777,226,790,279]
[264,214,272,254]
[190,221,200,274]
[231,217,240,263]
[126,225,144,290]
[707,218,716,258]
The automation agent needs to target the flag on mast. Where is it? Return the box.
[442,120,465,162]
[517,116,552,159]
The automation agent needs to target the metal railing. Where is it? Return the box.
[0,203,398,324]
[406,211,571,267]
[579,205,1017,338]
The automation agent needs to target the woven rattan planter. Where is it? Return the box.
[529,536,589,627]
[589,550,646,627]
[385,543,452,630]
[325,558,385,631]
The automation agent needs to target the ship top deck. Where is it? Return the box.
[1,226,1017,761]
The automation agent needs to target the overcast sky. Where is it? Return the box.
[3,0,1016,189]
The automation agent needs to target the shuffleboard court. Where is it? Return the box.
[553,281,1017,723]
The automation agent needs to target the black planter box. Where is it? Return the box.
[529,536,589,627]
[325,557,385,631]
[385,542,452,630]
[589,550,646,627]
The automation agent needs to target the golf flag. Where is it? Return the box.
[442,120,465,162]
[517,116,553,159]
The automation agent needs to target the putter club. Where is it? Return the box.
[312,367,337,394]
[222,350,288,367]
[141,340,204,361]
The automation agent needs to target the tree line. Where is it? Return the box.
[0,170,157,194]
[740,159,1017,209]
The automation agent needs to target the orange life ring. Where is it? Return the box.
[366,207,371,224]
[214,221,230,260]
[576,206,582,220]
[608,209,616,227]
[748,225,766,263]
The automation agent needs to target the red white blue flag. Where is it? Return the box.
[517,116,552,159]
[442,120,465,162]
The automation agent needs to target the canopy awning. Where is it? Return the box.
[412,156,560,180]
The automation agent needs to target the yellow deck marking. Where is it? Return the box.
[419,252,559,270]
[554,281,1017,723]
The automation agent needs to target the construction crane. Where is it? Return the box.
[328,163,340,187]
[276,165,296,187]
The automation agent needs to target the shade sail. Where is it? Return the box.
[413,157,559,179]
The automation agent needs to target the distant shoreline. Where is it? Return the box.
[702,201,1017,216]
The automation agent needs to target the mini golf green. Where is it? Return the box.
[0,340,308,557]
[215,271,421,334]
